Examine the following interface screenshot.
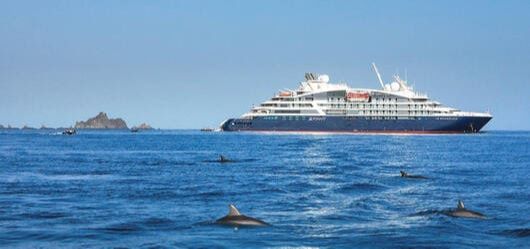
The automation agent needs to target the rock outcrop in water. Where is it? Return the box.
[22,125,36,130]
[0,124,17,129]
[131,123,153,130]
[74,112,128,129]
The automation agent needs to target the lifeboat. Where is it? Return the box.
[279,91,293,97]
[346,91,370,102]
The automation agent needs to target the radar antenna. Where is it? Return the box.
[304,72,318,81]
[371,63,385,89]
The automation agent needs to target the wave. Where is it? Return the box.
[337,182,387,193]
[500,228,530,237]
[3,172,116,182]
[408,209,445,217]
[20,211,68,220]
[97,218,184,234]
[99,222,143,234]
[202,158,257,163]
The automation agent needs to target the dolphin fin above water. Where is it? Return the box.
[215,204,270,227]
[457,200,465,209]
[444,200,486,219]
[228,204,241,216]
[203,155,235,163]
[219,155,233,163]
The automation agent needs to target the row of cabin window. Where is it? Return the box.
[262,103,313,107]
[262,116,309,121]
[321,103,435,109]
[328,97,401,102]
[272,97,315,101]
[364,116,424,120]
[359,110,437,115]
[262,116,428,121]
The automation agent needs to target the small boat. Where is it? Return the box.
[62,128,76,135]
[130,127,139,133]
[200,128,215,132]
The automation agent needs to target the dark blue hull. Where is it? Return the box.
[221,116,492,133]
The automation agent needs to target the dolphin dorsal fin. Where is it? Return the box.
[228,204,241,216]
[457,200,465,209]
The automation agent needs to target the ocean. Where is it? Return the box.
[0,130,529,248]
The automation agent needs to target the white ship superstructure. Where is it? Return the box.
[221,64,492,133]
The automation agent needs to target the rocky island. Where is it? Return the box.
[131,123,153,130]
[74,112,128,129]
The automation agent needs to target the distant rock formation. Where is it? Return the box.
[74,112,128,129]
[131,123,153,130]
[22,125,36,130]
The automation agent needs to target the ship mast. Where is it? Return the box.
[371,63,385,89]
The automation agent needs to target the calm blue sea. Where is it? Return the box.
[0,130,529,248]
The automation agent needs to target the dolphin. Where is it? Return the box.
[215,204,270,227]
[444,200,486,219]
[202,155,236,164]
[218,155,233,163]
[400,170,428,179]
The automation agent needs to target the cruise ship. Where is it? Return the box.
[220,64,492,133]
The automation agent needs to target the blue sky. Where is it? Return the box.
[1,0,529,129]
